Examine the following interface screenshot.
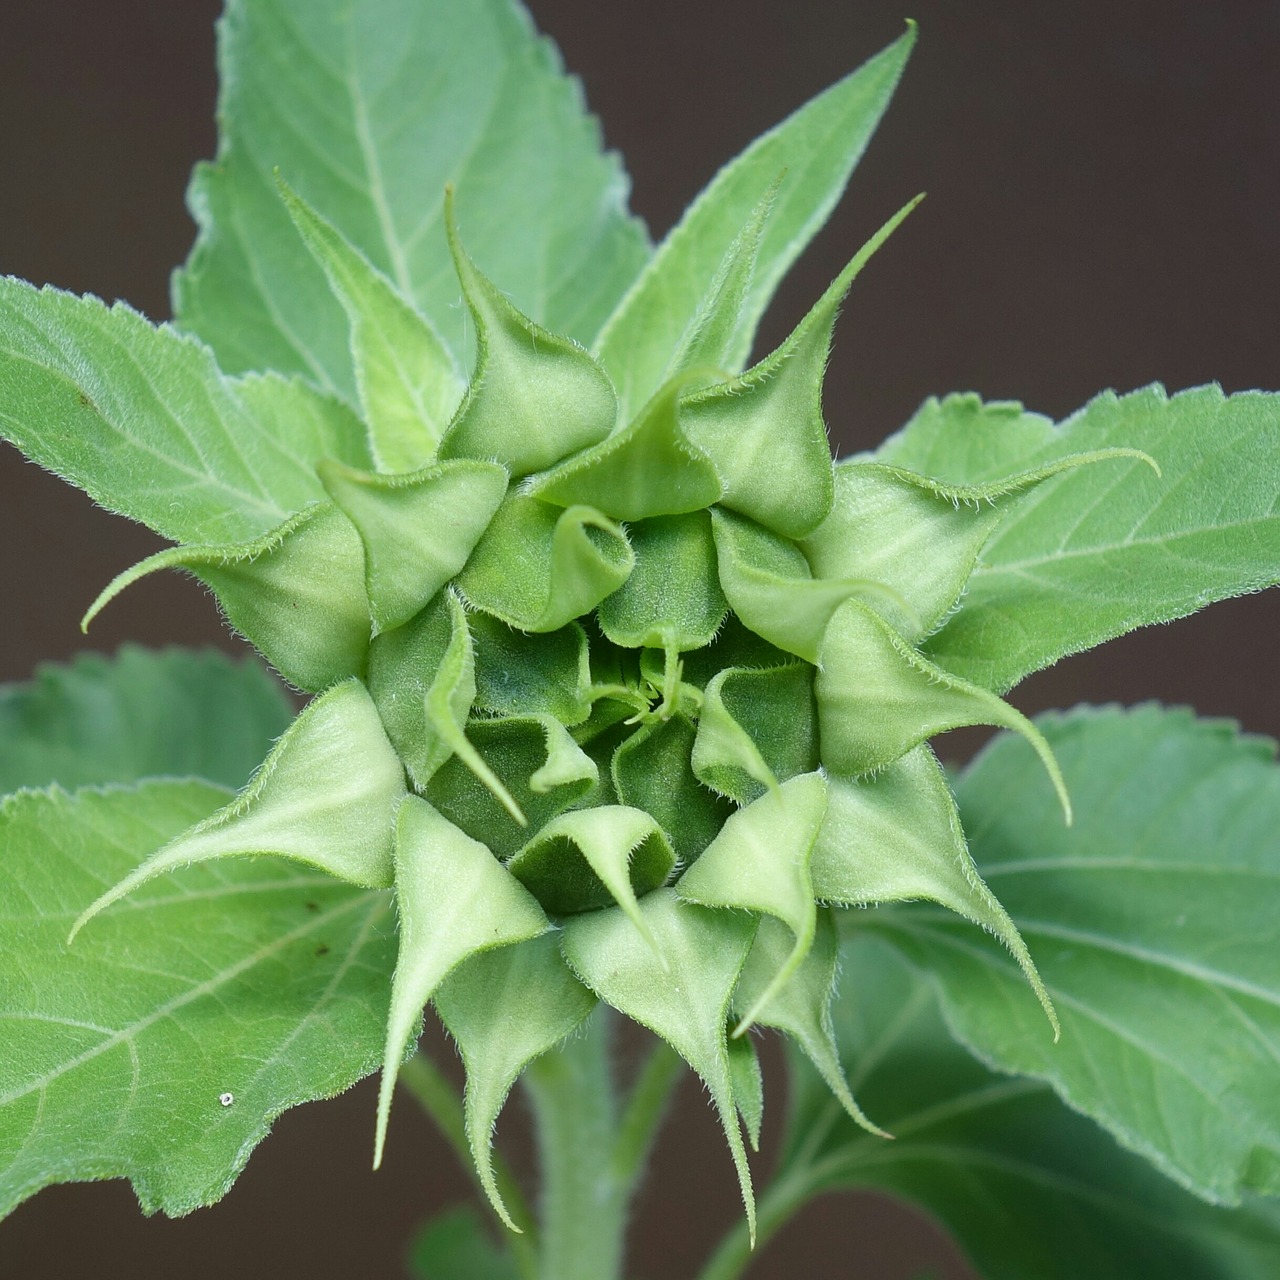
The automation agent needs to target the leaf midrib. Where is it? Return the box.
[0,891,378,1108]
[978,512,1280,578]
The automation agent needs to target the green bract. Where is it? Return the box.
[55,103,1154,1233]
[3,2,1279,1272]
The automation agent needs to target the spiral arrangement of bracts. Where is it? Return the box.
[69,175,1147,1239]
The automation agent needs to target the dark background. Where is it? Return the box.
[1,1,1277,1276]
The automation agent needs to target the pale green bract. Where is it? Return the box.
[2,0,1279,1269]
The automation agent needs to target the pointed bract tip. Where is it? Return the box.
[372,1076,394,1171]
[66,883,124,946]
[474,1145,523,1234]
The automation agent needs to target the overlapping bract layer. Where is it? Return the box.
[71,170,1151,1237]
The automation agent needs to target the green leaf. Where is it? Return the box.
[691,674,781,805]
[802,447,1151,648]
[85,501,372,694]
[896,386,1280,692]
[0,279,367,543]
[774,934,1280,1280]
[422,598,526,825]
[365,589,519,826]
[561,889,758,1242]
[873,391,1058,480]
[710,507,897,663]
[69,681,406,942]
[726,1031,764,1152]
[435,934,595,1233]
[279,180,463,471]
[0,782,394,1219]
[801,462,1012,643]
[174,0,648,394]
[594,26,915,418]
[612,713,733,865]
[408,1205,521,1280]
[0,647,293,794]
[871,705,1280,1205]
[677,613,800,690]
[469,617,593,726]
[733,911,885,1136]
[368,591,458,787]
[662,181,779,386]
[375,797,548,1167]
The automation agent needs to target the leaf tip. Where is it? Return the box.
[372,1073,394,1171]
[66,878,130,946]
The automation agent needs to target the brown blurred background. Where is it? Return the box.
[1,1,1277,1276]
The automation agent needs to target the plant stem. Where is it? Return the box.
[610,1038,682,1192]
[399,1052,539,1279]
[524,1011,628,1280]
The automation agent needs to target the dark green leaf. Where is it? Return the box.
[872,705,1280,1204]
[0,647,293,794]
[174,0,648,394]
[893,386,1280,692]
[407,1205,521,1280]
[612,713,733,864]
[0,782,393,1219]
[772,935,1280,1280]
[0,280,366,543]
[595,27,915,418]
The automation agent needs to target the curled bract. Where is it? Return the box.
[72,151,1155,1239]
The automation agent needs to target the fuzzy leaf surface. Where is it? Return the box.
[0,647,294,795]
[769,935,1280,1280]
[869,705,1280,1205]
[0,281,367,542]
[594,27,914,417]
[882,387,1280,692]
[0,783,393,1218]
[173,0,649,397]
